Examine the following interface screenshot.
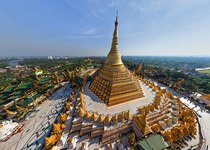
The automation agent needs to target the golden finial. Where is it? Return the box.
[116,10,118,24]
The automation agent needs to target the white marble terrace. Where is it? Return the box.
[84,80,156,115]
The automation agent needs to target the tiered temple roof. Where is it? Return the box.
[89,15,144,106]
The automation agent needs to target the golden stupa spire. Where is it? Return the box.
[89,11,144,107]
[105,12,123,65]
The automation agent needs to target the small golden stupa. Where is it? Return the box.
[89,15,144,106]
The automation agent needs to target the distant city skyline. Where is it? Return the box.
[0,0,210,57]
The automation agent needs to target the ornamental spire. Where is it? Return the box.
[105,12,123,65]
[113,11,118,47]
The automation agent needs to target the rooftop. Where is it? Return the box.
[134,134,170,150]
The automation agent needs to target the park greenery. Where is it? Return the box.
[0,56,209,121]
[198,69,210,76]
[122,56,210,94]
[0,57,89,121]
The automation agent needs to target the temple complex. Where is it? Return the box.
[41,15,201,150]
[89,15,144,106]
[0,3,207,149]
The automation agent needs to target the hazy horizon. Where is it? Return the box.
[0,0,210,57]
[1,54,210,58]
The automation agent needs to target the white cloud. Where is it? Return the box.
[128,0,163,13]
[85,28,98,35]
[56,34,108,39]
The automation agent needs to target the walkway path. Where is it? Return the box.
[180,97,210,149]
[0,82,71,150]
[84,81,155,115]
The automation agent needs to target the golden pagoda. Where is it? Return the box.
[86,111,92,120]
[112,115,118,125]
[89,15,144,106]
[92,112,99,122]
[79,107,85,118]
[98,114,105,125]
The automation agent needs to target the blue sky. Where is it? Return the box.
[0,0,210,57]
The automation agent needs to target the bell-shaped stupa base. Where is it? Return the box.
[89,64,144,106]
